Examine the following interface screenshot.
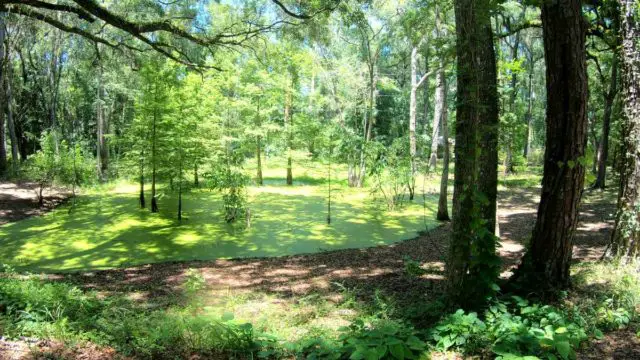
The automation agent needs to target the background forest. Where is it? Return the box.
[0,0,639,359]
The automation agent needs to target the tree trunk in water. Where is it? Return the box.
[437,74,450,221]
[409,46,419,200]
[515,0,588,289]
[139,149,145,209]
[607,0,640,261]
[256,135,263,185]
[285,87,293,185]
[594,55,619,189]
[447,0,500,306]
[151,104,158,213]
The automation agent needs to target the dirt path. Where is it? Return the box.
[0,182,71,225]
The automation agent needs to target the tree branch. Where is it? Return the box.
[496,20,541,39]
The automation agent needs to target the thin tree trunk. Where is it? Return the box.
[139,149,145,209]
[151,100,158,213]
[6,63,17,172]
[607,0,640,260]
[256,101,263,186]
[409,46,418,199]
[524,71,533,159]
[194,162,199,187]
[423,48,431,138]
[178,151,182,221]
[437,75,450,221]
[357,61,378,188]
[504,142,514,175]
[256,135,263,185]
[515,0,588,289]
[430,6,446,172]
[448,0,500,306]
[96,63,107,181]
[0,13,6,175]
[285,86,293,185]
[594,55,619,189]
[504,30,521,175]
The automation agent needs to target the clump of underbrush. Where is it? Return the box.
[0,268,259,359]
[428,262,639,360]
[0,262,637,360]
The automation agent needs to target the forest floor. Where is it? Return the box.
[0,182,71,226]
[1,178,636,359]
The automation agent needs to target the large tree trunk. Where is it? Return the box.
[516,0,588,289]
[437,71,450,221]
[607,0,640,260]
[447,0,500,306]
[593,55,619,189]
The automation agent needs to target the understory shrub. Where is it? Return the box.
[0,263,637,359]
[299,317,427,360]
[0,273,258,359]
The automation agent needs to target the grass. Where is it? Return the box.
[0,158,441,272]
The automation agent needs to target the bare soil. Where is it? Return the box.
[0,182,71,225]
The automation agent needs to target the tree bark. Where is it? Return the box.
[607,0,640,260]
[593,55,619,189]
[447,0,500,305]
[516,0,588,289]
